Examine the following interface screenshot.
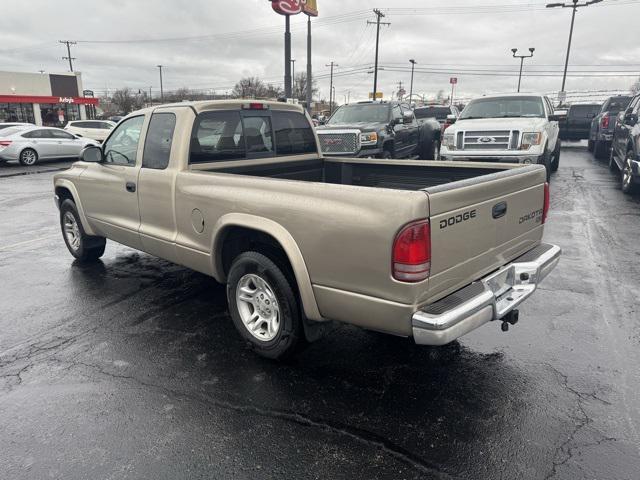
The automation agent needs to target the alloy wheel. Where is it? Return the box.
[235,273,281,341]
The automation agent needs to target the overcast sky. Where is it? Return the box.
[1,0,639,103]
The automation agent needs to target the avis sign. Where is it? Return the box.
[269,0,318,16]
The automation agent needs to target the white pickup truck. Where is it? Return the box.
[440,93,562,180]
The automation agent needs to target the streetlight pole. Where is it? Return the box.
[511,48,535,92]
[291,59,296,98]
[409,59,417,106]
[157,65,164,103]
[546,0,603,102]
[326,61,337,116]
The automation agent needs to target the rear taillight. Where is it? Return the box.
[392,220,431,282]
[542,182,550,224]
[0,140,11,147]
[601,114,609,129]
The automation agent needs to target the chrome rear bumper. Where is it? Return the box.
[412,243,561,345]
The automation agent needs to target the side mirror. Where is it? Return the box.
[446,114,457,124]
[548,114,561,122]
[625,113,638,126]
[80,145,102,163]
[402,113,414,124]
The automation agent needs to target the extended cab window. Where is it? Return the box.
[272,111,316,155]
[103,115,144,166]
[142,113,176,170]
[190,111,245,163]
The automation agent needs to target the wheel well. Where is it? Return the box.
[55,186,75,205]
[220,226,297,285]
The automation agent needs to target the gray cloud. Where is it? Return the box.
[1,0,638,103]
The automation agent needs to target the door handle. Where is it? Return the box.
[126,182,136,193]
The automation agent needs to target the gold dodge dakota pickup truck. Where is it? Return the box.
[53,100,560,359]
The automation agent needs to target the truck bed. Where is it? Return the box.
[196,156,518,191]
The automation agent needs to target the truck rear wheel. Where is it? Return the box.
[594,140,608,160]
[227,251,303,360]
[551,140,561,172]
[59,199,106,262]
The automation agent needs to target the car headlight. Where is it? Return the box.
[520,132,542,150]
[360,132,378,145]
[442,133,456,149]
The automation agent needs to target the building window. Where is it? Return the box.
[0,103,35,124]
[40,103,81,127]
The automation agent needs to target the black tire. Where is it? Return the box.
[227,251,303,360]
[379,147,393,159]
[621,150,638,195]
[59,199,106,262]
[594,140,608,160]
[538,148,552,182]
[423,137,440,160]
[19,148,38,166]
[551,140,561,173]
[587,139,594,152]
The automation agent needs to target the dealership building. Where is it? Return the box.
[0,70,98,127]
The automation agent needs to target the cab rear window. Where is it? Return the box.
[272,111,316,156]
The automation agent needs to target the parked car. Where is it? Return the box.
[54,100,560,359]
[0,122,33,132]
[316,101,442,160]
[440,93,561,180]
[64,120,116,143]
[609,93,640,194]
[0,126,99,166]
[589,95,632,158]
[559,103,601,141]
[414,105,460,130]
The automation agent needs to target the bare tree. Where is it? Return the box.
[233,77,268,99]
[111,88,137,114]
[631,76,640,95]
[292,72,317,102]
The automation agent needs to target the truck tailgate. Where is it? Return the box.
[422,165,547,304]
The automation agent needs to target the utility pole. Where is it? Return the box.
[59,40,77,72]
[306,15,313,113]
[367,9,390,100]
[326,61,338,116]
[409,59,417,106]
[157,65,164,103]
[284,15,292,98]
[511,48,535,92]
[546,0,602,103]
[396,81,404,101]
[149,86,153,107]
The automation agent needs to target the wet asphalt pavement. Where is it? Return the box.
[1,145,639,479]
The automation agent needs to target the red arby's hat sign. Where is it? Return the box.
[269,0,318,16]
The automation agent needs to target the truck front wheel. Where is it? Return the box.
[59,199,106,262]
[227,251,303,360]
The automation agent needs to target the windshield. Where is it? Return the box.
[460,96,545,120]
[327,104,390,124]
[415,107,450,120]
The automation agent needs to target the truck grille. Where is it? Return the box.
[317,131,360,155]
[461,130,520,151]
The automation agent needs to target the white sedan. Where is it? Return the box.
[64,120,116,143]
[0,126,99,166]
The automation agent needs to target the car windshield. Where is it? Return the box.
[414,107,450,120]
[327,104,390,124]
[460,96,545,119]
